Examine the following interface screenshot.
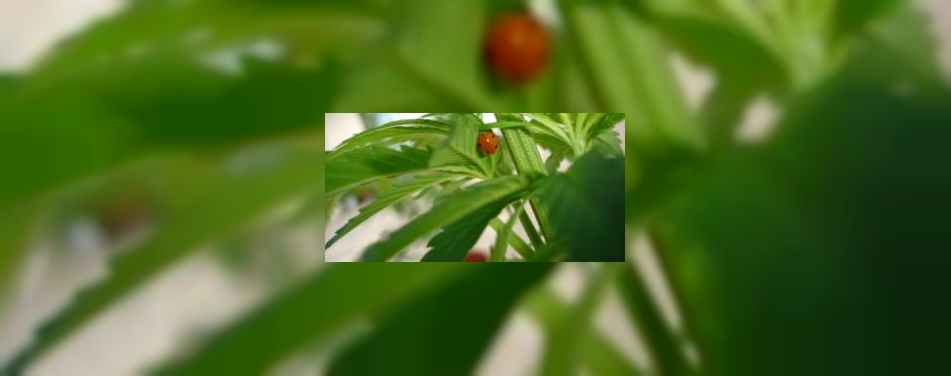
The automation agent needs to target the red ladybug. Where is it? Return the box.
[483,12,550,84]
[477,131,500,155]
[464,251,488,262]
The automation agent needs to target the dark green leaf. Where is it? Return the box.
[327,264,555,375]
[535,152,624,261]
[150,263,469,375]
[421,198,510,262]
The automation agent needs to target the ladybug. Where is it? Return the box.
[477,131,500,155]
[464,251,488,262]
[483,12,550,84]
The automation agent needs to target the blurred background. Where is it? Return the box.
[1,0,951,375]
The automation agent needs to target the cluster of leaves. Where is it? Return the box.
[325,113,625,262]
[1,0,946,375]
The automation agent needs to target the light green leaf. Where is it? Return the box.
[489,218,534,259]
[397,0,497,110]
[429,115,491,178]
[325,173,456,249]
[360,176,529,261]
[326,118,451,160]
[490,202,524,262]
[324,146,431,197]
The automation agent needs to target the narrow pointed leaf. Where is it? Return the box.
[361,176,529,261]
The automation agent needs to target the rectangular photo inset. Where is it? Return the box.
[324,113,625,262]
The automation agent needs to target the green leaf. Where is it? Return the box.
[21,2,383,96]
[428,115,492,178]
[490,202,524,262]
[517,209,545,250]
[834,0,907,37]
[540,264,623,376]
[616,264,692,376]
[421,197,510,262]
[559,1,701,152]
[3,146,323,375]
[327,264,555,375]
[360,176,529,261]
[324,146,431,197]
[535,152,624,261]
[326,118,451,160]
[489,218,534,259]
[396,0,497,110]
[150,263,470,375]
[592,130,625,158]
[524,286,641,376]
[325,173,457,249]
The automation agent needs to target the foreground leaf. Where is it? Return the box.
[150,263,468,375]
[540,264,623,376]
[327,264,555,375]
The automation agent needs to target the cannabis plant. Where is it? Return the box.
[325,113,625,262]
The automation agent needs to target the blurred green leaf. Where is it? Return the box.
[327,264,554,375]
[834,0,907,37]
[536,152,624,261]
[397,0,497,109]
[540,264,622,376]
[150,263,470,375]
[361,175,529,261]
[22,2,383,94]
[525,286,641,376]
[3,146,323,375]
[560,0,700,152]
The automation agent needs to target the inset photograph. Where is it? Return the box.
[325,113,624,262]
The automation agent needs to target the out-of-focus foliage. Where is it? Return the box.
[1,0,949,375]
